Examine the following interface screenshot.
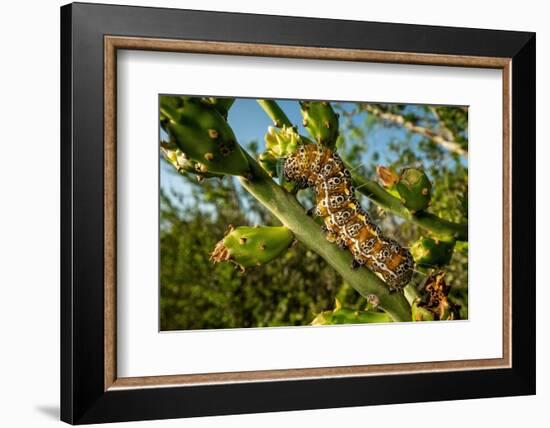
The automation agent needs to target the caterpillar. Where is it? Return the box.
[283,144,414,291]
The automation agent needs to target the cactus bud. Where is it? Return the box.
[412,272,457,321]
[259,125,305,177]
[395,168,432,212]
[210,225,294,270]
[265,126,300,157]
[160,96,249,176]
[411,237,455,268]
[299,101,339,149]
[376,166,400,188]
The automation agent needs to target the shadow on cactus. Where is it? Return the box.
[159,95,468,331]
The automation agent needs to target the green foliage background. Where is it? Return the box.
[160,101,468,331]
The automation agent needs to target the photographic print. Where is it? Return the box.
[159,96,468,331]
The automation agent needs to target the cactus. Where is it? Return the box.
[160,141,223,180]
[395,168,432,213]
[210,225,294,270]
[160,96,249,176]
[311,299,392,325]
[300,101,339,149]
[377,166,432,212]
[411,236,455,268]
[162,98,470,324]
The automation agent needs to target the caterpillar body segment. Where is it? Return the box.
[284,144,414,291]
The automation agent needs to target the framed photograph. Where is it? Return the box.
[60,2,535,424]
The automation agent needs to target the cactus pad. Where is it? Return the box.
[160,96,249,176]
[210,225,294,270]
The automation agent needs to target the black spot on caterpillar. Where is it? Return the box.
[284,144,414,291]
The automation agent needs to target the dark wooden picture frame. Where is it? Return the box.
[61,2,535,424]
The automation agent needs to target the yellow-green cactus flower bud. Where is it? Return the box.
[210,225,294,270]
[260,126,308,179]
[411,237,455,268]
[300,101,339,149]
[160,96,249,177]
[395,168,432,212]
[264,125,300,158]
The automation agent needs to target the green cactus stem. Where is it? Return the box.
[238,152,412,322]
[311,299,392,325]
[200,97,235,119]
[211,225,294,270]
[395,168,432,213]
[257,99,293,128]
[299,101,339,149]
[411,237,456,268]
[160,95,249,176]
[256,99,467,242]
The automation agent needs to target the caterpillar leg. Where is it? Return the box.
[350,259,361,270]
[305,207,316,217]
[333,235,348,250]
[338,241,348,250]
[325,231,338,243]
[325,231,347,249]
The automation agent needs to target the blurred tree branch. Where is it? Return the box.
[361,104,467,158]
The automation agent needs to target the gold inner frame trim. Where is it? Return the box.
[104,35,512,391]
